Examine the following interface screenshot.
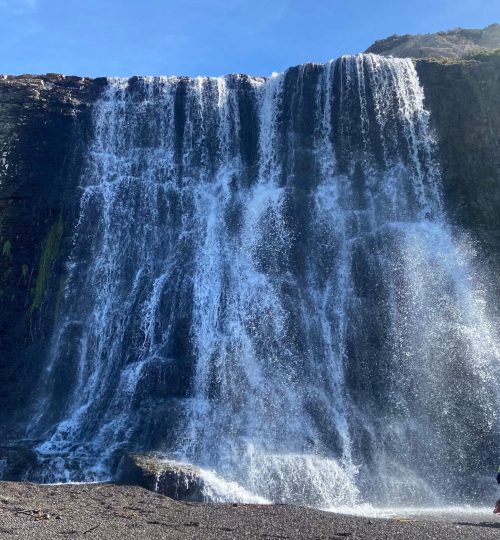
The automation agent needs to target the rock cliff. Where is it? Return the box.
[0,31,500,490]
[416,52,500,298]
[365,23,500,302]
[0,75,105,431]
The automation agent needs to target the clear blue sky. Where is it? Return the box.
[1,0,499,77]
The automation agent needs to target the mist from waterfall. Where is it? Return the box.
[27,54,500,507]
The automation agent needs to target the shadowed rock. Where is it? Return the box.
[0,444,38,480]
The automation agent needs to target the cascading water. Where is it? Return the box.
[26,54,500,507]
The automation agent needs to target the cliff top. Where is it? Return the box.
[365,23,500,59]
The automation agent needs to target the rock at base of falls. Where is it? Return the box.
[120,453,206,502]
[0,445,38,481]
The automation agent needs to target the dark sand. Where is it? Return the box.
[1,481,499,539]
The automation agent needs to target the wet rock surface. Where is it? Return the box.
[0,481,499,539]
[0,74,106,437]
[416,51,500,298]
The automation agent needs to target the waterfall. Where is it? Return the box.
[28,54,500,506]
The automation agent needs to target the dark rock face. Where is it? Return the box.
[416,52,500,297]
[366,23,500,59]
[0,444,38,480]
[366,29,500,300]
[0,75,106,434]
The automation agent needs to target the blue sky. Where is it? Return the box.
[1,0,499,77]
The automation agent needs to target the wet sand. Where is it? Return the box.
[1,481,499,539]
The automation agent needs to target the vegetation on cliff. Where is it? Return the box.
[0,75,104,431]
[30,215,64,312]
[366,23,500,59]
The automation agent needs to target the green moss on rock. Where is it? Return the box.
[30,215,64,312]
[469,48,500,60]
[2,240,12,258]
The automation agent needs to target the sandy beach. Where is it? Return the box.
[1,481,499,539]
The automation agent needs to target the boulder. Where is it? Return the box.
[120,453,206,502]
